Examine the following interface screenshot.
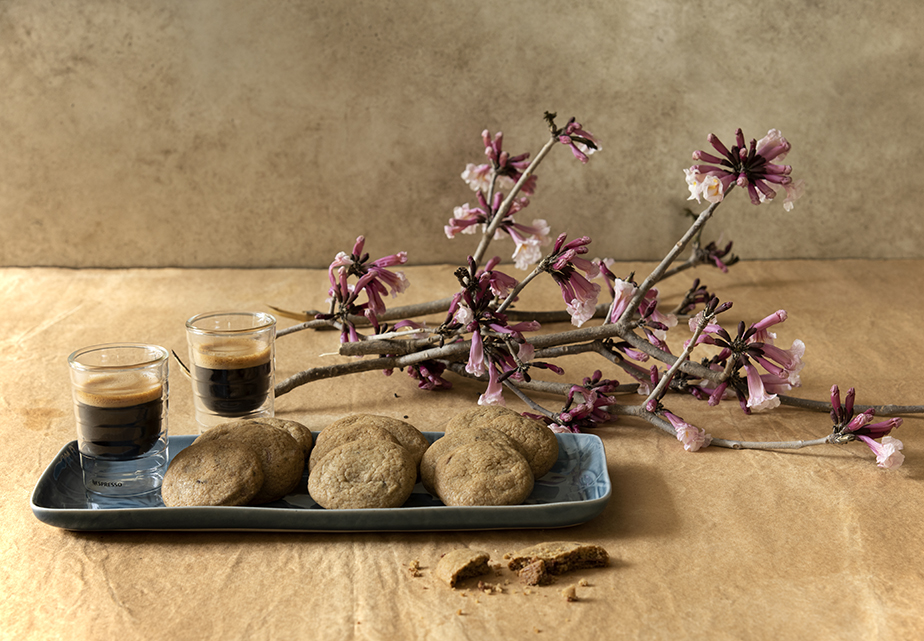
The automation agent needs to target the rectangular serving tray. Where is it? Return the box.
[31,432,611,532]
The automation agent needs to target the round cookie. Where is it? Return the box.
[196,421,305,504]
[324,414,429,469]
[420,427,527,494]
[162,439,265,507]
[249,417,314,458]
[432,440,534,506]
[309,422,401,473]
[444,406,559,479]
[308,439,416,509]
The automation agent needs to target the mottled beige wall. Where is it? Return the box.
[1,0,922,268]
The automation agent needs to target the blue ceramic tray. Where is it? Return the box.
[31,432,611,532]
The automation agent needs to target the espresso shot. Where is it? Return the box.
[67,343,170,497]
[185,311,276,430]
[191,339,272,415]
[74,375,165,459]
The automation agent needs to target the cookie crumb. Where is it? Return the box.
[561,584,578,602]
[477,581,504,594]
[518,558,554,586]
[456,609,463,616]
[408,559,422,577]
[578,578,589,587]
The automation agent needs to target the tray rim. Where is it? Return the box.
[31,431,611,532]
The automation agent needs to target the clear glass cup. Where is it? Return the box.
[68,343,169,497]
[185,311,276,430]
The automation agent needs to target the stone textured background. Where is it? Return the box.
[1,0,922,268]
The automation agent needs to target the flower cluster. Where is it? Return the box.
[322,236,409,342]
[686,309,805,413]
[527,371,619,433]
[557,117,599,164]
[545,234,601,327]
[829,385,904,468]
[445,191,551,270]
[447,118,599,271]
[442,257,552,406]
[685,128,804,211]
[462,130,537,195]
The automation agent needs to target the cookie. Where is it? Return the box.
[323,414,429,470]
[308,421,401,473]
[161,439,265,507]
[419,427,527,494]
[249,416,314,458]
[506,541,610,574]
[445,406,559,478]
[307,439,416,509]
[431,440,534,506]
[435,549,491,588]
[195,421,305,504]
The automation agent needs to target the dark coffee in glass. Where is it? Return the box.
[186,311,276,429]
[76,390,165,458]
[191,338,272,416]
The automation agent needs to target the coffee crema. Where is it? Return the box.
[192,338,272,416]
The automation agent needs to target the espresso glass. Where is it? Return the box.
[186,311,276,430]
[68,343,169,497]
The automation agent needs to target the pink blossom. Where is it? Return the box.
[857,435,905,469]
[565,295,598,327]
[755,339,805,386]
[508,219,551,269]
[477,365,506,406]
[606,278,637,324]
[548,235,601,327]
[783,179,805,211]
[558,118,600,164]
[445,203,485,238]
[744,362,780,412]
[461,163,494,193]
[466,330,486,376]
[664,411,712,452]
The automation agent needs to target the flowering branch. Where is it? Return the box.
[271,115,918,471]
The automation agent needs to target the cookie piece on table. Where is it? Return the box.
[161,439,265,507]
[444,405,559,479]
[432,440,534,506]
[517,558,555,586]
[506,541,609,574]
[435,549,492,588]
[249,416,314,458]
[323,414,429,470]
[419,427,527,494]
[308,439,416,509]
[195,421,305,504]
[309,419,405,472]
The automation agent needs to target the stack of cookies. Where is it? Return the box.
[161,417,312,507]
[421,406,559,507]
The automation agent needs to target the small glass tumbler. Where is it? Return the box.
[186,311,276,430]
[68,343,169,497]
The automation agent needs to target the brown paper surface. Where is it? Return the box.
[2,261,923,640]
